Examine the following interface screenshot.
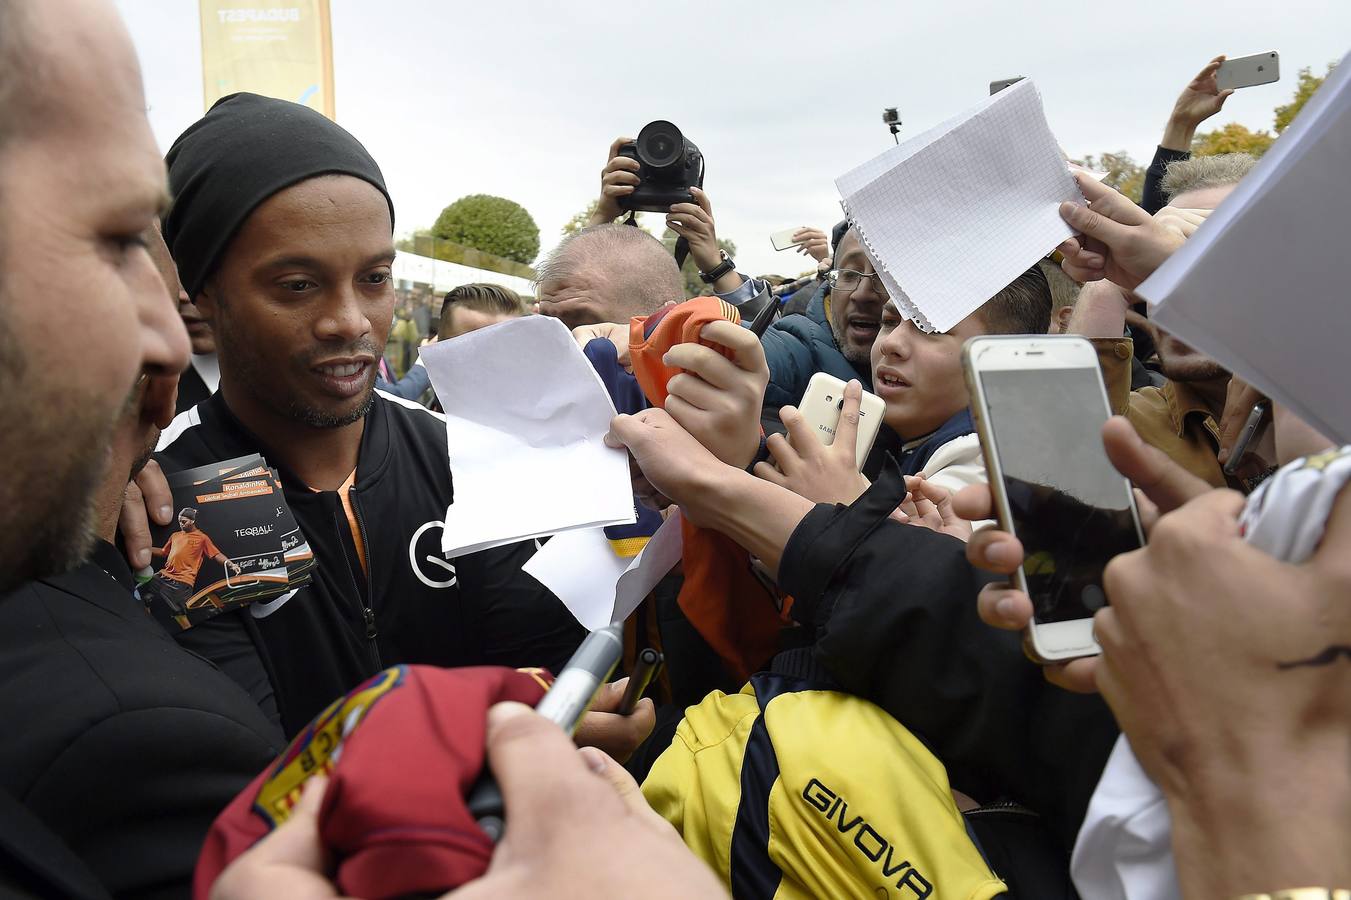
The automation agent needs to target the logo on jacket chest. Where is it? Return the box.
[408,520,457,589]
[802,777,934,898]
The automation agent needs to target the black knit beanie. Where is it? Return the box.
[163,92,394,299]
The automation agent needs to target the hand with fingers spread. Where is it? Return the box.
[661,320,769,469]
[591,136,641,226]
[791,227,830,261]
[754,379,871,506]
[1163,55,1234,150]
[122,458,174,570]
[951,416,1212,693]
[896,476,973,542]
[1057,172,1185,288]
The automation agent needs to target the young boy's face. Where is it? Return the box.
[871,301,988,439]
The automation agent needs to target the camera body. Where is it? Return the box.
[615,120,704,212]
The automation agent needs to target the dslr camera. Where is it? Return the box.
[616,120,704,212]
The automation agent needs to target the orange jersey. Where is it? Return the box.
[159,530,223,586]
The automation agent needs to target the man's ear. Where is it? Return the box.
[1052,305,1074,334]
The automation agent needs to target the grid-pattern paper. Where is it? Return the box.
[835,79,1083,333]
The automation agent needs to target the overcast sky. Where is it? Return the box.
[115,0,1348,279]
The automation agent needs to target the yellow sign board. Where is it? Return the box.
[199,1,335,119]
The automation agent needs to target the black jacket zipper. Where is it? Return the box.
[349,489,382,670]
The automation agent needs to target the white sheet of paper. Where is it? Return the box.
[421,315,636,557]
[522,512,684,632]
[1137,50,1351,445]
[835,79,1082,333]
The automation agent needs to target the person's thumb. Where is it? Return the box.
[1101,416,1210,520]
[578,746,674,833]
[604,414,637,450]
[1060,198,1137,250]
[247,775,330,867]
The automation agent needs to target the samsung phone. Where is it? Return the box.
[1216,52,1279,92]
[963,336,1144,663]
[770,227,802,251]
[989,76,1025,95]
[797,372,886,470]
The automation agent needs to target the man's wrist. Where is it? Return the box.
[1166,738,1351,898]
[690,245,723,275]
[1162,115,1199,152]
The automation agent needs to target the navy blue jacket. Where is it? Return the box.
[759,282,872,430]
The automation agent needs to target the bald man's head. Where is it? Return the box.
[534,223,684,329]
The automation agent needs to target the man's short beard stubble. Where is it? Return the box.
[0,304,108,592]
[829,313,871,367]
[213,297,378,430]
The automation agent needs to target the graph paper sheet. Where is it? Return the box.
[835,79,1083,333]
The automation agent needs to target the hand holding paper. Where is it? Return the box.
[1057,173,1186,288]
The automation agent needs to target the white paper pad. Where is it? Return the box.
[421,315,636,557]
[522,512,684,631]
[835,79,1083,333]
[1136,50,1351,445]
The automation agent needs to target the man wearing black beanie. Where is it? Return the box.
[143,94,652,756]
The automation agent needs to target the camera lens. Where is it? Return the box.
[636,120,684,172]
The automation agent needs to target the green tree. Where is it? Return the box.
[1191,122,1275,157]
[562,201,599,236]
[432,194,540,265]
[1274,63,1335,134]
[662,229,736,298]
[1079,151,1145,204]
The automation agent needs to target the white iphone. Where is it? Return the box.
[962,336,1144,663]
[1216,52,1279,92]
[796,372,886,470]
[770,227,803,252]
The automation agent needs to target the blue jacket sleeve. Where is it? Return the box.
[759,325,813,413]
[375,362,431,401]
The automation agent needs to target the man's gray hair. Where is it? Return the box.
[1161,153,1258,203]
[534,223,684,316]
[0,0,31,152]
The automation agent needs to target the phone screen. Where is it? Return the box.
[979,366,1142,624]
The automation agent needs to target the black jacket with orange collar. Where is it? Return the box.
[155,390,586,737]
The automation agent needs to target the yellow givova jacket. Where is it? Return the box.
[643,671,1007,900]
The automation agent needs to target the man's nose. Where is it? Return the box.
[317,286,373,344]
[140,271,191,378]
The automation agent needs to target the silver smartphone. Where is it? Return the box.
[1216,52,1279,92]
[797,372,886,470]
[963,335,1144,663]
[770,227,803,252]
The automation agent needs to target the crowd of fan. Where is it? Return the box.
[0,2,1345,899]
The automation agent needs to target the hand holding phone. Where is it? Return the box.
[796,372,886,469]
[755,375,883,507]
[963,336,1145,663]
